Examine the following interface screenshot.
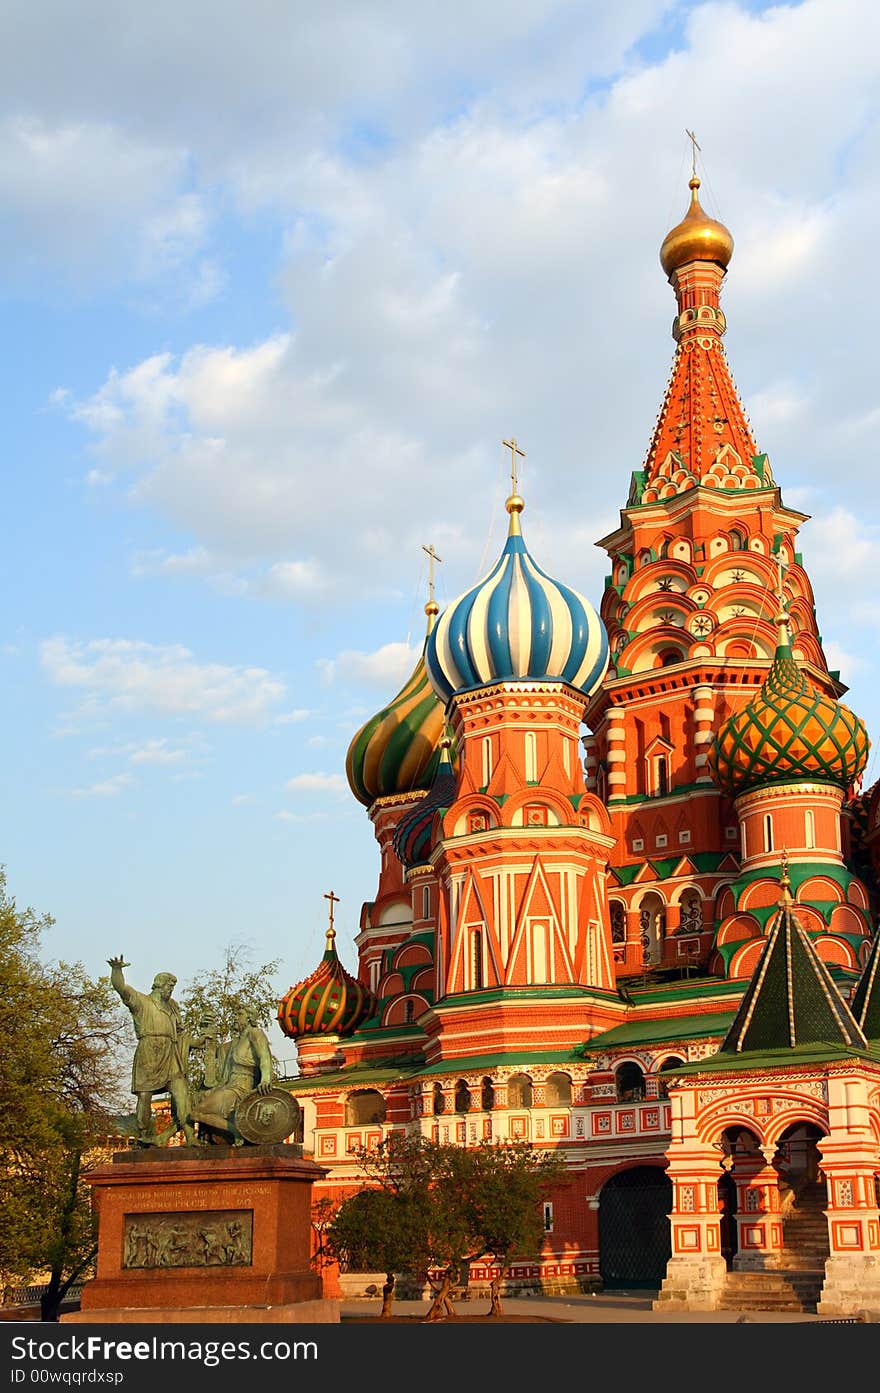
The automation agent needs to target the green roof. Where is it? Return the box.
[719,891,866,1055]
[851,928,880,1040]
[582,1011,736,1050]
[667,1041,880,1077]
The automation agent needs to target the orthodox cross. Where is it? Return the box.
[502,436,525,494]
[422,543,442,604]
[324,889,340,941]
[774,550,787,599]
[685,128,701,177]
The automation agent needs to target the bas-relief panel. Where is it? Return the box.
[122,1209,253,1269]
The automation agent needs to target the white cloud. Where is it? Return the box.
[285,773,347,795]
[276,810,329,824]
[275,709,312,725]
[40,636,286,724]
[71,772,133,799]
[317,641,419,689]
[128,739,188,766]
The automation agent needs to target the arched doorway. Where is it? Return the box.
[598,1167,672,1288]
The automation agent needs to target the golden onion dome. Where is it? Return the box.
[660,175,734,278]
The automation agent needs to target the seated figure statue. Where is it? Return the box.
[191,1005,273,1144]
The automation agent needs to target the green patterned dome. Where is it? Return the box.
[345,605,449,807]
[709,624,869,798]
[277,929,375,1039]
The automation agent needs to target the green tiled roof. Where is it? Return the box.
[851,929,880,1040]
[582,1011,736,1050]
[719,891,866,1055]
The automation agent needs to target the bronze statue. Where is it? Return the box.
[191,1005,274,1144]
[108,956,196,1145]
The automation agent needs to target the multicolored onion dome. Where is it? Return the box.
[277,930,375,1039]
[425,494,609,706]
[392,736,458,870]
[660,174,734,278]
[346,604,448,807]
[709,615,869,798]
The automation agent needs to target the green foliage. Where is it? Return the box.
[337,1132,566,1318]
[178,942,281,1084]
[0,868,128,1317]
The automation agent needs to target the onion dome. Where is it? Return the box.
[708,605,869,799]
[393,735,458,871]
[345,601,448,807]
[660,175,734,278]
[277,927,375,1040]
[426,493,609,706]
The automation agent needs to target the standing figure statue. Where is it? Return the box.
[108,956,196,1146]
[191,1005,274,1145]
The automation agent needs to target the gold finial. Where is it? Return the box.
[502,437,526,536]
[324,889,340,948]
[773,552,791,646]
[778,850,794,907]
[685,128,701,180]
[422,544,442,626]
[502,436,525,496]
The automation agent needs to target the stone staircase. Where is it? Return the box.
[720,1183,829,1314]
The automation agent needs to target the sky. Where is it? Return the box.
[2,0,879,1065]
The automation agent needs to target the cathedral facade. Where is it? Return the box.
[276,173,880,1317]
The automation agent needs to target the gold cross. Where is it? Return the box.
[502,436,525,494]
[324,889,340,936]
[422,543,442,604]
[774,550,787,601]
[685,128,701,177]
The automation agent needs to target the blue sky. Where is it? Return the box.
[2,0,878,1062]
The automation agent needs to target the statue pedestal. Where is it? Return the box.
[62,1145,339,1324]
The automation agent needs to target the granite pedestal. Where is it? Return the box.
[62,1144,338,1324]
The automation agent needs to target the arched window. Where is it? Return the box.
[472,929,484,990]
[404,999,415,1024]
[507,1074,533,1108]
[655,756,669,796]
[525,732,537,783]
[481,737,493,786]
[679,892,702,935]
[805,809,815,850]
[610,901,626,944]
[615,1062,646,1103]
[764,813,774,852]
[657,1058,684,1099]
[545,1072,572,1106]
[345,1089,386,1126]
[433,1083,446,1116]
[481,1077,495,1111]
[454,1080,471,1114]
[730,529,746,552]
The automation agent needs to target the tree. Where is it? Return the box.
[325,1188,430,1317]
[177,942,282,1088]
[466,1140,565,1317]
[339,1132,565,1321]
[0,870,128,1320]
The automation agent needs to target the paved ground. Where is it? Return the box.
[340,1292,841,1323]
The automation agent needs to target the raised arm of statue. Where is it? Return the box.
[107,956,133,1003]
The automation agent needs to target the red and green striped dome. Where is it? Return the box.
[277,931,375,1039]
[345,611,448,807]
[709,634,869,798]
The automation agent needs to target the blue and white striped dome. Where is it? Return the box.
[425,495,609,705]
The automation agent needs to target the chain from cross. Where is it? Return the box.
[685,128,701,177]
[324,889,340,936]
[422,543,442,603]
[502,436,525,495]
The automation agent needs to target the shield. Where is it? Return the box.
[235,1087,301,1145]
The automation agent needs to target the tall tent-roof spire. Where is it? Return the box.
[718,853,867,1055]
[634,152,770,506]
[850,924,880,1040]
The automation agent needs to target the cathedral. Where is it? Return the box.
[275,169,880,1318]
